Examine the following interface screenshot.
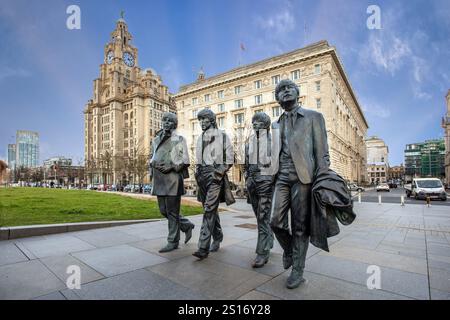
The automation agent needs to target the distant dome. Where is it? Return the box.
[144,68,157,76]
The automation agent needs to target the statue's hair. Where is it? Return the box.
[252,112,271,129]
[197,108,217,128]
[161,112,178,128]
[275,79,299,102]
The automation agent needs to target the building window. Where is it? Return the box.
[254,109,263,114]
[254,80,262,89]
[272,91,276,101]
[204,94,210,102]
[218,103,225,112]
[192,109,198,118]
[217,90,224,99]
[234,85,242,95]
[315,81,321,91]
[316,98,321,109]
[272,106,281,117]
[291,69,300,80]
[217,116,225,128]
[234,113,244,124]
[192,97,198,105]
[234,99,243,109]
[272,75,280,85]
[315,64,321,74]
[254,94,262,105]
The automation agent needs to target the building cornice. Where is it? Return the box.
[175,40,369,129]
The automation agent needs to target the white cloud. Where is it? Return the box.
[255,10,295,35]
[360,98,391,119]
[252,2,296,54]
[0,66,31,81]
[362,33,411,75]
[162,58,182,93]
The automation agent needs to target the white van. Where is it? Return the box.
[405,178,447,201]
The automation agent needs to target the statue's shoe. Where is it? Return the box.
[158,243,179,253]
[252,255,269,268]
[184,225,194,244]
[210,241,221,252]
[283,252,293,269]
[192,250,209,260]
[286,270,306,289]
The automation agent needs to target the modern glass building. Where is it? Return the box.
[7,144,16,168]
[15,130,39,168]
[404,139,445,179]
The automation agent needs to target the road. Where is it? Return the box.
[352,187,450,207]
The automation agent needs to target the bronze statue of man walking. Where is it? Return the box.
[270,79,331,289]
[150,112,195,253]
[192,109,235,260]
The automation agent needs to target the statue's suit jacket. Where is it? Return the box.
[149,130,189,196]
[271,106,330,184]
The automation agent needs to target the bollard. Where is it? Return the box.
[400,195,405,206]
[378,194,382,205]
[426,196,431,207]
[358,193,362,203]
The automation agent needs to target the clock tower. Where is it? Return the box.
[84,15,176,186]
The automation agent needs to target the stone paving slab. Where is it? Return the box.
[256,270,411,300]
[149,255,272,299]
[305,253,429,299]
[0,260,65,299]
[19,235,95,259]
[64,269,207,300]
[72,244,169,277]
[324,243,428,275]
[0,242,29,266]
[208,244,286,277]
[40,254,105,284]
[72,229,143,248]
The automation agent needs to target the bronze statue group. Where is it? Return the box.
[149,79,355,289]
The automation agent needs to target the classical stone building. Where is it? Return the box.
[388,165,405,182]
[366,136,389,184]
[83,17,175,185]
[442,89,450,186]
[175,41,368,184]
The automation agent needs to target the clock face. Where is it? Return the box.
[123,52,134,67]
[106,51,114,64]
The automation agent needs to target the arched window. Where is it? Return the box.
[130,111,133,119]
[124,113,128,121]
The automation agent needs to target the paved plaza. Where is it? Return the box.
[1,200,450,300]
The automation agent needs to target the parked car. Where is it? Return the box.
[107,184,117,191]
[405,178,447,201]
[124,184,140,192]
[376,183,390,192]
[388,182,398,188]
[347,183,365,192]
[87,184,98,190]
[143,184,152,194]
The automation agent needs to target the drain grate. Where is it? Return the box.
[235,223,257,229]
[235,215,254,219]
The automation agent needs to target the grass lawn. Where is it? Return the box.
[0,187,203,227]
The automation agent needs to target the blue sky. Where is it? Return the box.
[1,0,449,166]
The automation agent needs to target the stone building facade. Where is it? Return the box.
[174,41,368,184]
[442,90,450,186]
[366,136,389,184]
[83,18,175,185]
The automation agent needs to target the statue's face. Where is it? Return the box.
[162,116,176,132]
[200,117,212,131]
[252,120,266,131]
[277,82,298,108]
